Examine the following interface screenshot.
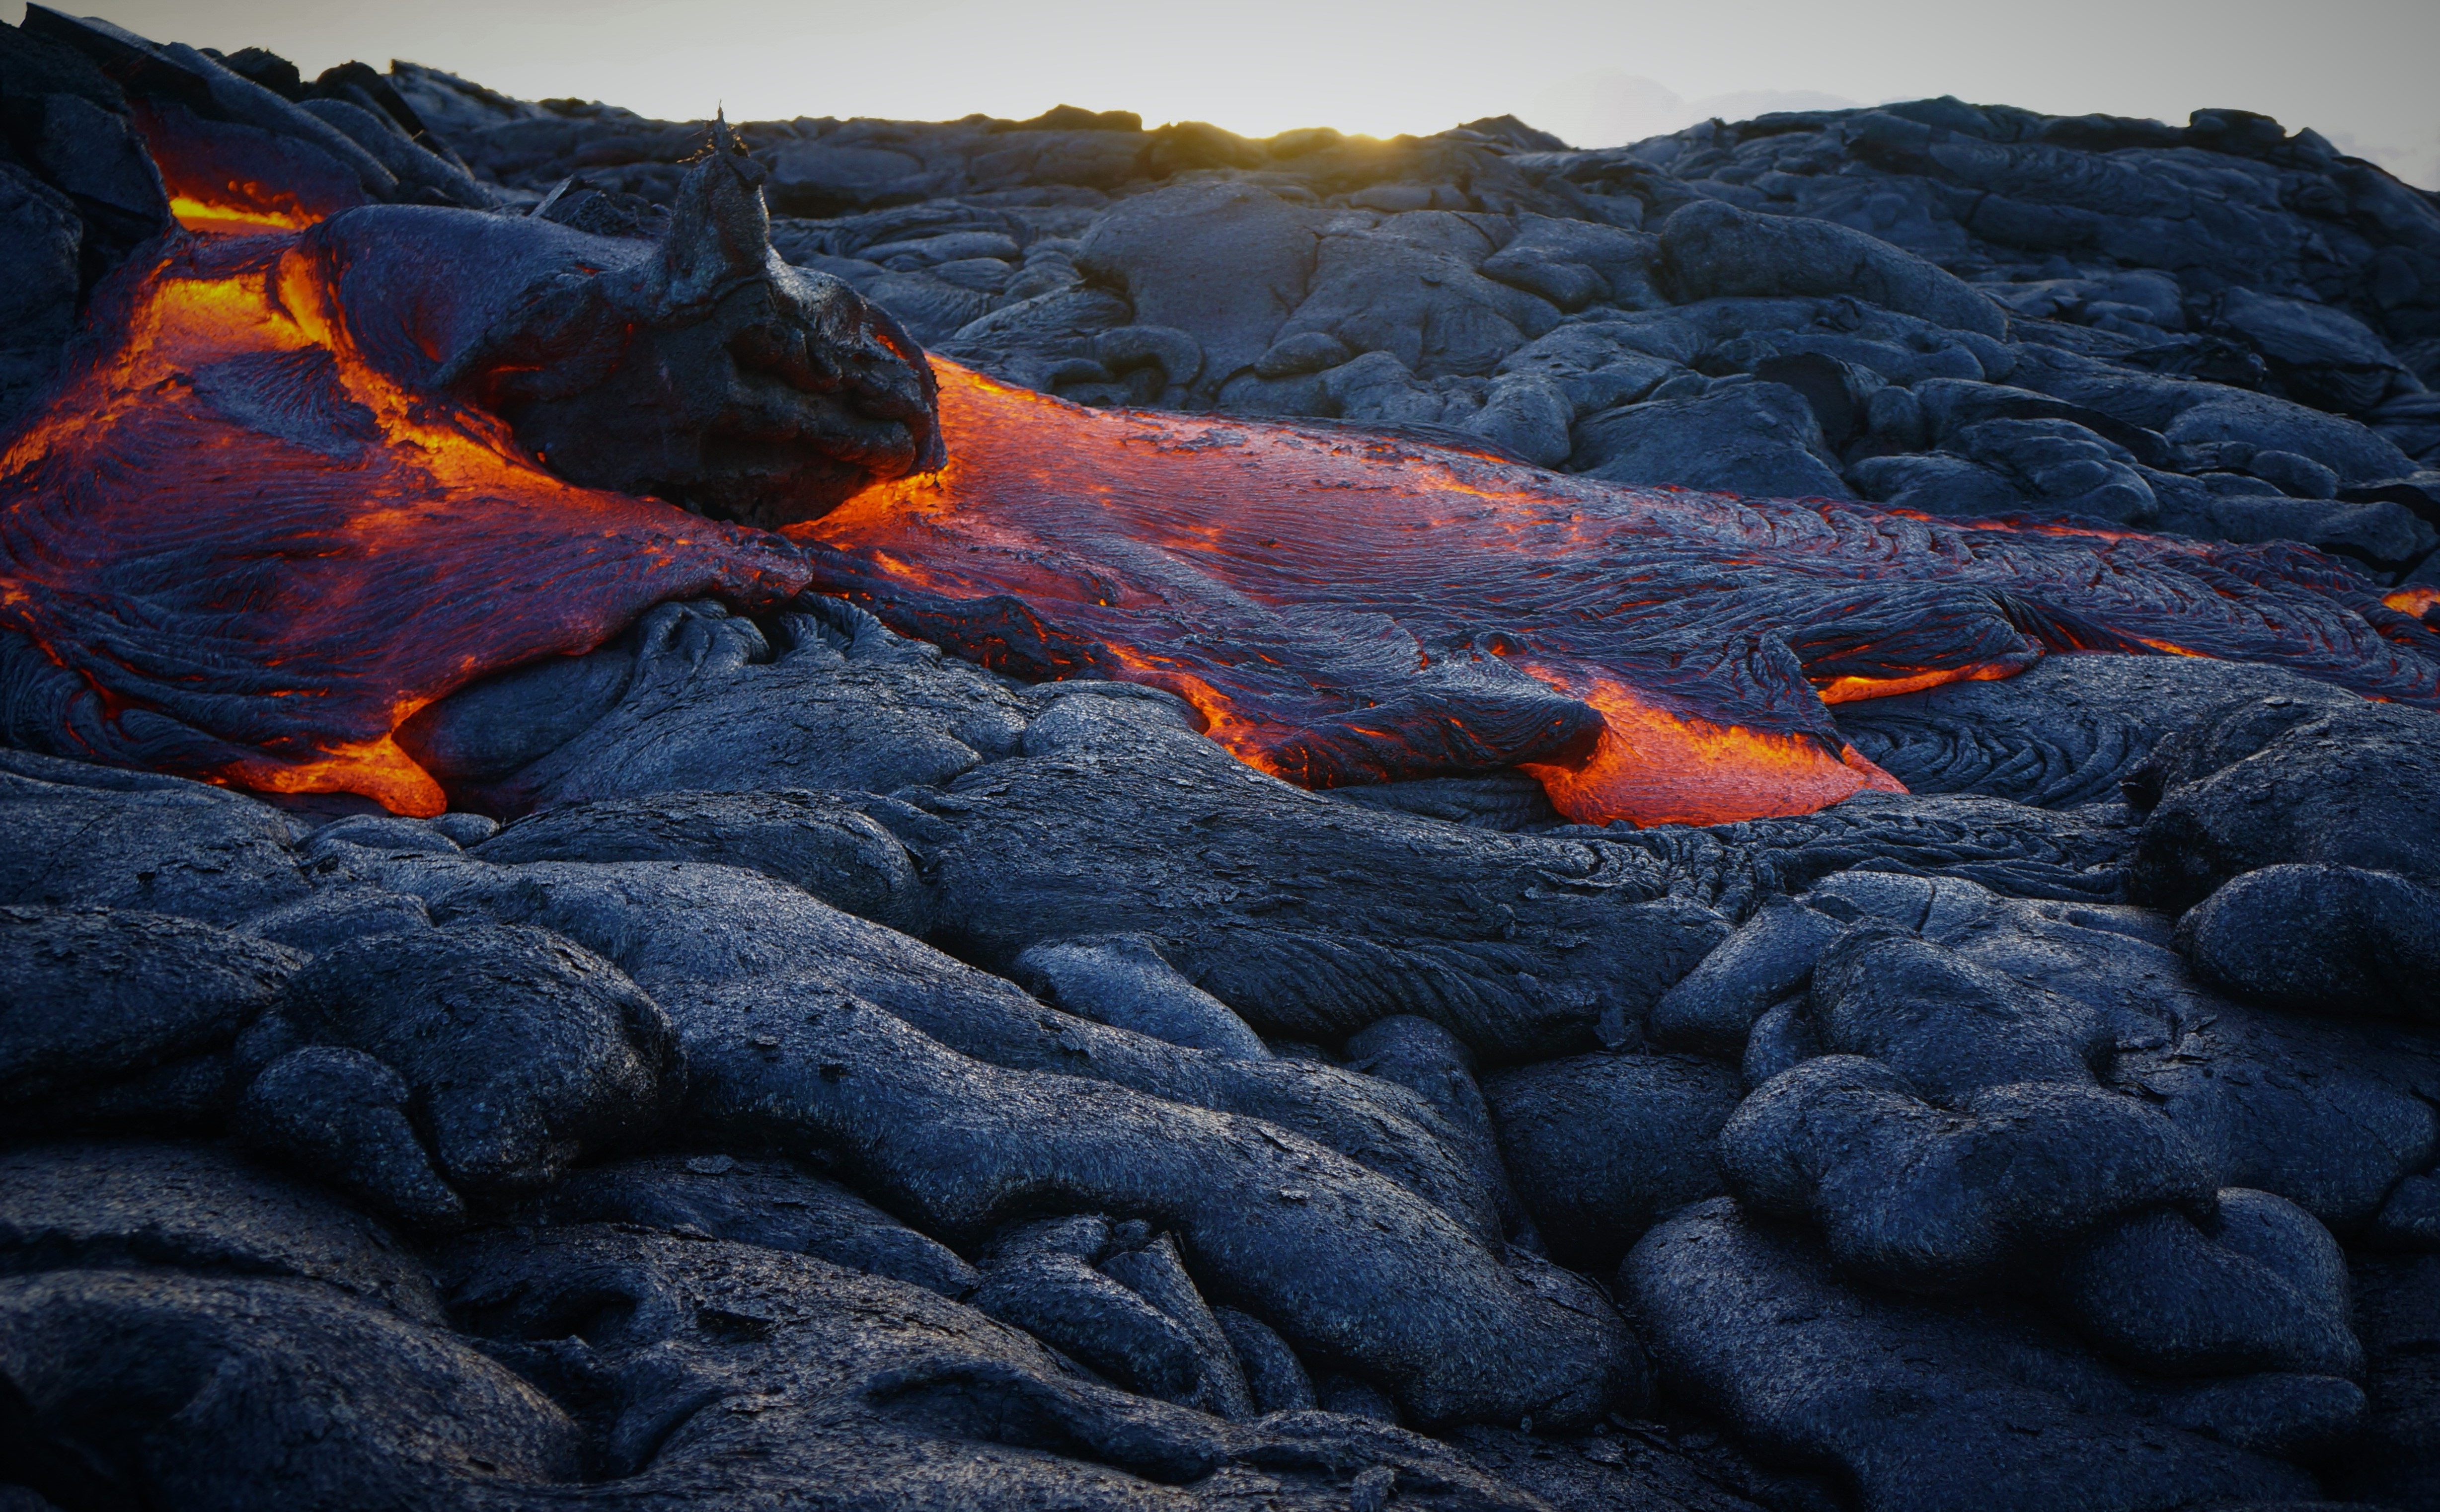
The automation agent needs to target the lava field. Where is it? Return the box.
[3,8,2440,1512]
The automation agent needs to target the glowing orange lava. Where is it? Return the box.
[0,230,809,815]
[168,193,316,235]
[794,363,2440,827]
[133,98,369,239]
[7,229,2437,824]
[2388,585,2440,621]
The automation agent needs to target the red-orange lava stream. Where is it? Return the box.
[0,231,809,816]
[796,364,2440,827]
[4,229,2436,824]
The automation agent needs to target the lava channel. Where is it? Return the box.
[793,362,2440,827]
[5,230,2438,825]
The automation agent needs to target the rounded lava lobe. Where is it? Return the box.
[505,274,943,530]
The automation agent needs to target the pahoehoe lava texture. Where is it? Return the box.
[6,9,2440,1512]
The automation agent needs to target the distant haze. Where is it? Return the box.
[45,0,2440,189]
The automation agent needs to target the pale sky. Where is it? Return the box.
[43,0,2440,188]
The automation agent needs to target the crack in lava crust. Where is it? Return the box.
[794,363,2440,827]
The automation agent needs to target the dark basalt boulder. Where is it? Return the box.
[670,987,1640,1430]
[1722,1054,2218,1294]
[455,600,1031,816]
[1214,1305,1317,1415]
[1833,653,2361,810]
[432,1223,1557,1508]
[0,1269,584,1509]
[1481,1051,1742,1268]
[1627,1200,2339,1512]
[1608,789,2144,919]
[2178,863,2440,1021]
[486,128,944,527]
[2121,696,2440,1024]
[1647,897,1847,1057]
[971,1216,1221,1409]
[1658,199,2008,339]
[2327,1254,2440,1510]
[1072,181,1320,390]
[1794,867,2440,1235]
[2129,699,2440,913]
[0,750,310,925]
[472,786,931,935]
[1096,1230,1260,1420]
[325,845,1510,1238]
[2053,1190,2361,1379]
[524,1152,978,1299]
[1567,379,1852,498]
[1340,1016,1533,1244]
[0,1139,444,1323]
[905,686,1728,1062]
[1012,935,1272,1060]
[260,921,685,1199]
[0,905,300,1134]
[1803,924,2110,1102]
[233,1045,471,1230]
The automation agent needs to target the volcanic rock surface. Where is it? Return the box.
[5,10,2440,1512]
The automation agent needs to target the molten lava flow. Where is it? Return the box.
[8,198,2438,827]
[0,231,809,815]
[135,100,363,236]
[2389,585,2440,624]
[797,363,2440,827]
[167,193,317,235]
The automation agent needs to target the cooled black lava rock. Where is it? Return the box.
[1482,1051,1742,1268]
[458,601,1030,815]
[524,1152,978,1299]
[1627,1199,2343,1512]
[2328,1254,2440,1510]
[0,1139,445,1322]
[433,1221,1558,1507]
[2129,699,2440,913]
[2178,862,2440,1021]
[902,687,1728,1061]
[233,1045,471,1230]
[14,34,2440,1511]
[1659,199,2007,338]
[0,905,299,1133]
[2053,1190,2361,1378]
[268,922,685,1198]
[472,786,931,934]
[1833,652,2360,809]
[1646,897,1846,1057]
[0,750,310,924]
[1722,1054,2217,1294]
[0,1268,584,1509]
[1011,935,1272,1060]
